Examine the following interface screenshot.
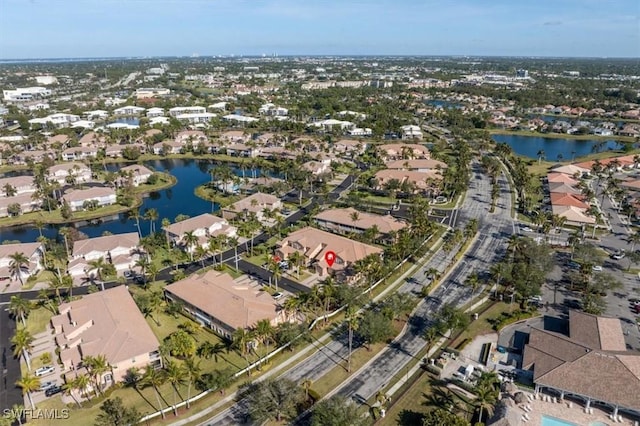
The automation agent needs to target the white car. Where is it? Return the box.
[592,265,603,272]
[35,366,55,377]
[521,227,534,233]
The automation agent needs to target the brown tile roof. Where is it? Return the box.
[384,159,448,170]
[225,192,280,213]
[120,164,153,176]
[163,213,228,236]
[72,232,139,258]
[62,186,115,203]
[314,207,407,235]
[547,173,579,186]
[277,226,382,265]
[165,270,280,330]
[378,143,430,158]
[550,192,589,209]
[548,182,581,194]
[524,312,640,411]
[47,162,91,175]
[0,242,42,260]
[52,286,159,367]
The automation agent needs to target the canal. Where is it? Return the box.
[492,134,624,161]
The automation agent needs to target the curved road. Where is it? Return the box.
[202,162,515,425]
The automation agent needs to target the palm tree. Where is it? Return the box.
[227,236,240,271]
[232,327,253,370]
[9,295,31,328]
[464,271,480,293]
[144,208,159,234]
[183,357,202,409]
[289,251,304,280]
[84,354,110,396]
[536,149,545,164]
[87,257,108,282]
[8,403,25,426]
[142,365,168,419]
[128,209,143,238]
[15,374,40,410]
[301,378,313,401]
[345,305,359,373]
[475,384,498,424]
[71,374,92,403]
[182,231,199,262]
[8,252,30,285]
[165,360,186,416]
[268,258,282,291]
[254,319,274,361]
[11,328,34,371]
[195,245,209,268]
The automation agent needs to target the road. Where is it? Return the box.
[0,309,22,411]
[203,162,515,425]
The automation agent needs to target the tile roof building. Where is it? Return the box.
[523,311,640,418]
[163,213,237,252]
[165,270,289,338]
[0,242,44,282]
[313,207,407,238]
[221,192,282,222]
[51,286,161,391]
[275,226,382,281]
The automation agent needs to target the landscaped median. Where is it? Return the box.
[0,172,176,227]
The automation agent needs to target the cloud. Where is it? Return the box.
[543,20,563,26]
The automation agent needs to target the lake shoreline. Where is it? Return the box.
[0,172,177,229]
[489,128,636,143]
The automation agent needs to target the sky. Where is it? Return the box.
[0,0,638,59]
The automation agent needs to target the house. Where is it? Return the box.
[0,242,44,281]
[400,125,423,140]
[384,159,448,172]
[220,130,248,143]
[145,107,165,118]
[113,106,145,116]
[175,130,207,145]
[0,175,36,197]
[62,187,117,211]
[547,173,579,187]
[222,114,259,124]
[10,150,55,165]
[152,140,182,155]
[169,106,206,117]
[61,146,99,161]
[51,286,161,393]
[551,205,595,225]
[275,227,383,281]
[0,193,41,217]
[68,232,141,278]
[522,311,640,418]
[135,88,170,99]
[84,110,109,120]
[302,160,331,175]
[29,113,80,129]
[47,163,92,185]
[163,213,237,252]
[334,139,367,154]
[118,164,154,187]
[314,207,407,239]
[374,169,443,193]
[550,192,589,209]
[175,112,217,124]
[378,143,431,161]
[226,143,258,157]
[78,131,105,147]
[165,271,290,339]
[221,192,282,222]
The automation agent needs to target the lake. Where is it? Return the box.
[0,159,270,243]
[425,99,462,109]
[491,134,623,161]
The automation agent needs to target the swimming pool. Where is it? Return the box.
[541,415,578,426]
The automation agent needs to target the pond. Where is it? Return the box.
[0,158,271,243]
[492,134,624,161]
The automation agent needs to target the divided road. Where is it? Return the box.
[203,162,515,425]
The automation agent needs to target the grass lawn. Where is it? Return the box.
[379,372,435,426]
[448,302,509,349]
[21,305,54,336]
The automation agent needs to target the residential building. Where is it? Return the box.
[275,227,382,281]
[62,187,117,211]
[0,175,36,197]
[551,205,595,225]
[378,143,431,160]
[226,143,258,157]
[302,160,331,175]
[47,162,92,185]
[0,242,44,281]
[152,140,182,155]
[145,107,165,118]
[165,270,290,339]
[169,106,206,117]
[175,130,207,145]
[113,106,145,116]
[85,110,109,120]
[68,232,141,278]
[313,207,406,239]
[222,114,259,124]
[221,192,282,222]
[400,125,423,140]
[51,286,161,392]
[119,164,154,187]
[61,146,98,161]
[28,113,80,129]
[175,112,217,124]
[3,87,52,102]
[384,159,448,171]
[374,169,443,193]
[334,139,367,155]
[523,311,640,419]
[163,213,237,252]
[0,193,41,217]
[220,130,248,143]
[135,88,170,99]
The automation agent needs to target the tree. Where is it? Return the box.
[95,397,140,426]
[182,231,199,262]
[165,330,196,358]
[142,366,167,419]
[475,383,498,424]
[84,354,110,397]
[87,256,108,282]
[144,208,159,234]
[422,408,470,426]
[8,252,30,285]
[7,203,21,217]
[183,356,202,409]
[240,378,304,423]
[311,395,369,426]
[357,310,394,350]
[15,374,40,410]
[11,328,34,372]
[254,319,275,360]
[9,295,31,327]
[165,360,186,416]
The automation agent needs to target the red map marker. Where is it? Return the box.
[325,251,336,267]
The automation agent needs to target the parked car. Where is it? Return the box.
[124,270,135,279]
[45,386,63,397]
[273,292,284,300]
[38,381,57,391]
[521,227,534,233]
[592,265,603,272]
[35,366,55,377]
[611,251,626,260]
